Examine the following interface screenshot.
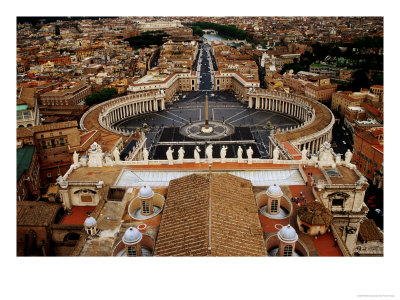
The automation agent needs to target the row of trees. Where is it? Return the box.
[191,22,250,41]
[125,31,170,49]
[280,38,383,91]
[84,87,118,106]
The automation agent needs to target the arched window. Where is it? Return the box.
[283,244,293,257]
[64,232,80,242]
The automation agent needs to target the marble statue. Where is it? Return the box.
[178,147,185,164]
[113,147,120,163]
[194,146,201,164]
[79,155,87,167]
[345,149,353,164]
[237,146,243,163]
[88,142,104,167]
[73,151,79,166]
[273,147,279,161]
[301,147,308,161]
[247,146,254,164]
[205,144,213,163]
[104,155,114,166]
[143,147,149,164]
[220,145,227,163]
[166,146,174,165]
[317,142,336,168]
[335,154,341,164]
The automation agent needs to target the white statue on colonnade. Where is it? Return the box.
[301,147,308,161]
[178,147,185,164]
[166,146,174,165]
[237,146,243,163]
[220,145,227,163]
[273,147,280,162]
[247,146,253,164]
[206,144,213,164]
[194,146,201,164]
[113,147,120,163]
[143,147,149,165]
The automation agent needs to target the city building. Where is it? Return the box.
[331,88,380,117]
[17,146,40,201]
[17,87,41,128]
[352,127,383,184]
[39,82,91,106]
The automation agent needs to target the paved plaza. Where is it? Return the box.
[115,43,300,159]
[116,91,300,159]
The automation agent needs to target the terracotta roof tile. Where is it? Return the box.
[154,173,267,256]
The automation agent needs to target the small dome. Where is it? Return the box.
[278,224,298,243]
[122,227,143,245]
[83,216,97,228]
[138,186,154,200]
[266,184,283,198]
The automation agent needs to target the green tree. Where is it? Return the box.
[84,87,118,106]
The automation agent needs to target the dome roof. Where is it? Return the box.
[83,216,97,228]
[278,224,298,243]
[138,186,154,200]
[266,184,283,198]
[297,201,333,226]
[122,227,143,245]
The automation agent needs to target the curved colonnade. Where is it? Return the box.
[80,90,166,136]
[248,89,334,154]
[81,88,334,156]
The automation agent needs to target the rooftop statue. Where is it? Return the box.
[178,147,185,164]
[194,146,201,164]
[247,146,254,164]
[301,147,308,161]
[206,144,213,163]
[113,147,120,163]
[237,146,243,163]
[273,147,279,161]
[143,147,149,164]
[73,151,79,166]
[345,149,353,164]
[88,142,104,167]
[220,145,227,163]
[166,146,174,165]
[317,142,336,168]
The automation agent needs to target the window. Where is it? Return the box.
[283,245,293,256]
[59,132,62,136]
[50,133,53,137]
[23,111,31,119]
[271,199,278,213]
[142,201,150,214]
[332,199,344,207]
[60,138,65,145]
[127,246,136,257]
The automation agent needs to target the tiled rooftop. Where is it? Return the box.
[154,173,267,256]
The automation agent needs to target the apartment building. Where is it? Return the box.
[352,127,383,183]
[17,87,41,128]
[39,81,91,106]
